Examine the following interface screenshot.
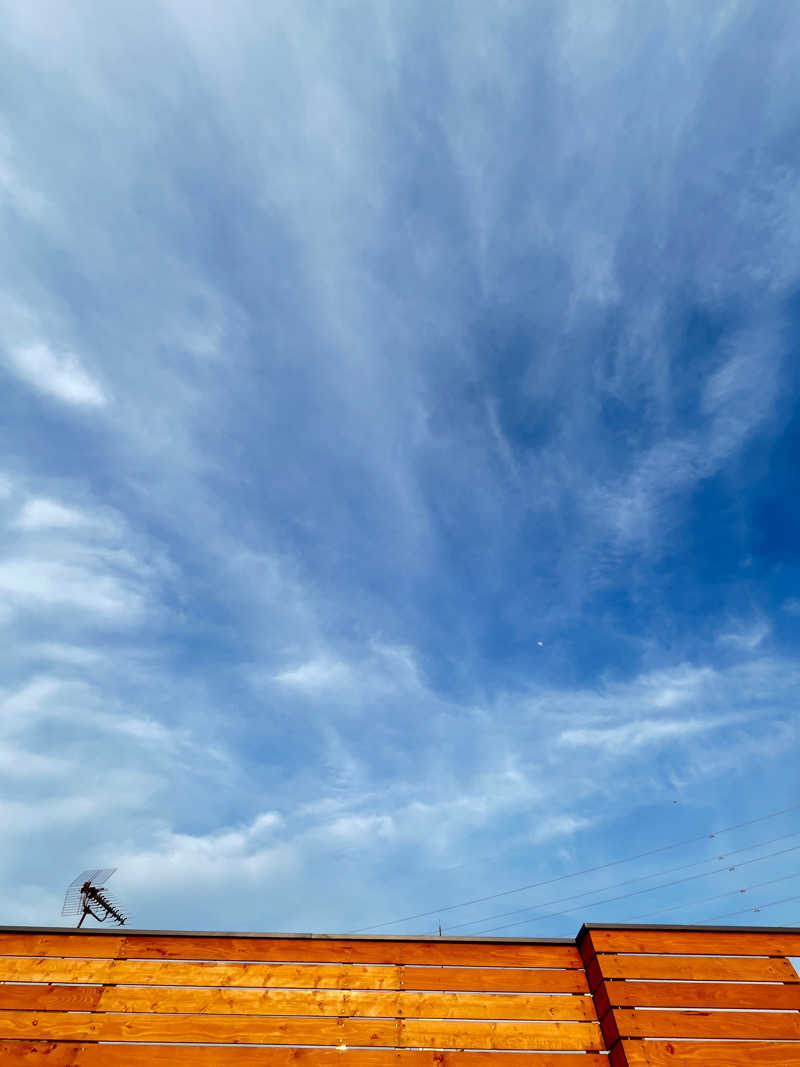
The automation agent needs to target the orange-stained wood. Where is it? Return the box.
[5,926,800,1064]
[403,965,589,993]
[0,956,403,990]
[613,1006,800,1041]
[0,987,100,1012]
[0,934,127,960]
[0,955,586,993]
[586,927,800,958]
[601,978,800,1011]
[620,1040,800,1066]
[0,932,581,969]
[0,1011,603,1051]
[402,1018,602,1050]
[0,983,597,1021]
[592,952,797,982]
[0,1043,611,1066]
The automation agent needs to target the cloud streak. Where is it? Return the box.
[0,0,799,934]
[6,343,106,407]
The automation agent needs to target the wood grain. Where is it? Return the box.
[614,1006,800,1040]
[0,1043,611,1066]
[0,1010,603,1050]
[0,984,596,1021]
[401,1019,602,1050]
[602,978,800,1011]
[0,955,587,993]
[0,933,581,969]
[621,1040,800,1066]
[0,957,404,990]
[402,966,588,993]
[587,927,800,958]
[594,952,797,982]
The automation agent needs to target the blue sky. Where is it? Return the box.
[1,0,799,935]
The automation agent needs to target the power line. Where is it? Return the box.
[709,891,800,922]
[346,802,800,934]
[625,869,800,921]
[466,843,800,935]
[444,830,800,933]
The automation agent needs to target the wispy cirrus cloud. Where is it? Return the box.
[15,498,95,531]
[1,0,799,934]
[5,342,106,407]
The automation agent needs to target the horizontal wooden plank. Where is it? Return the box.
[587,927,800,957]
[404,966,589,993]
[595,953,797,982]
[622,1040,800,1066]
[0,1043,611,1066]
[0,956,587,993]
[615,1007,800,1040]
[0,957,403,990]
[0,984,597,1021]
[0,935,126,960]
[603,979,800,1011]
[403,1019,602,1050]
[123,936,584,968]
[0,987,99,1012]
[0,1011,602,1050]
[0,933,582,969]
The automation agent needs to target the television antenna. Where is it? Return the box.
[62,869,127,928]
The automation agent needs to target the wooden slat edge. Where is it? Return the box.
[0,933,583,968]
[621,1040,800,1066]
[587,927,800,957]
[604,978,800,1010]
[615,1007,800,1041]
[0,1011,604,1051]
[596,953,797,982]
[0,1044,610,1066]
[0,985,598,1021]
[0,957,589,993]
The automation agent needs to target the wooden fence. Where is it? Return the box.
[580,925,800,1065]
[0,924,797,1064]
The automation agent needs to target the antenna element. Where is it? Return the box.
[62,869,127,928]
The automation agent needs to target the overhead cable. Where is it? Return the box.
[347,802,800,933]
[625,868,800,922]
[708,891,800,922]
[444,829,800,933]
[466,843,800,935]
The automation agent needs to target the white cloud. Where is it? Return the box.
[559,717,713,751]
[6,342,106,407]
[0,0,798,937]
[0,676,177,751]
[1,674,64,717]
[0,557,144,618]
[718,620,771,651]
[0,743,69,780]
[118,809,288,892]
[531,814,593,843]
[270,643,423,702]
[0,489,155,623]
[274,656,354,691]
[0,644,793,932]
[25,643,104,667]
[15,497,92,530]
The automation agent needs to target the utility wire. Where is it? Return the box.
[708,891,800,922]
[346,802,800,934]
[444,830,800,933]
[624,869,800,921]
[467,843,800,935]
